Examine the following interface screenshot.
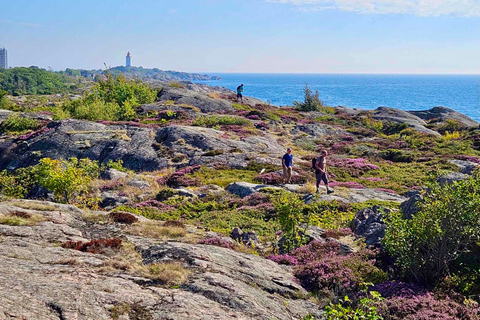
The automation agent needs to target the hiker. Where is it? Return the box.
[314,150,334,194]
[236,84,244,103]
[282,147,293,184]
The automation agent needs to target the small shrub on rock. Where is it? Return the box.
[61,238,122,254]
[0,114,41,134]
[198,237,235,249]
[109,211,138,224]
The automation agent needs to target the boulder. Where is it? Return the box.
[127,179,150,189]
[230,227,258,247]
[158,86,234,113]
[400,192,423,219]
[99,191,129,209]
[101,168,128,180]
[448,159,479,175]
[225,182,281,198]
[436,172,469,186]
[409,106,479,128]
[371,107,440,136]
[0,119,168,172]
[352,206,390,247]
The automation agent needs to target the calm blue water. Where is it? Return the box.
[197,74,480,122]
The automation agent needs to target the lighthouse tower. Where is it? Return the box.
[126,51,132,67]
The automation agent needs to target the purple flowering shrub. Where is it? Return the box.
[198,237,235,249]
[379,293,479,320]
[156,165,201,187]
[268,241,387,296]
[254,172,307,185]
[18,127,51,140]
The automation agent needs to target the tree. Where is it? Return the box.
[294,84,324,112]
[383,169,480,286]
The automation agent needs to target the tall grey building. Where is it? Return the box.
[0,47,7,69]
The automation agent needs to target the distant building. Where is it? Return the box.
[126,51,131,67]
[0,47,7,69]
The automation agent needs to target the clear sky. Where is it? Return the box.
[1,0,479,74]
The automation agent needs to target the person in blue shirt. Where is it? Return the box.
[236,84,244,103]
[282,147,293,184]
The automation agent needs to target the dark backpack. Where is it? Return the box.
[311,157,317,171]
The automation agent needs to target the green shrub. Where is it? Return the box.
[0,114,40,134]
[0,167,36,198]
[294,84,324,112]
[62,74,156,121]
[325,287,384,320]
[193,115,251,127]
[382,122,408,135]
[0,89,22,111]
[383,170,480,286]
[438,119,463,134]
[379,149,416,162]
[34,157,99,203]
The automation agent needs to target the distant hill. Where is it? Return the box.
[0,66,79,96]
[59,66,221,81]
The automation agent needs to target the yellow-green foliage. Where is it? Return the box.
[62,74,156,121]
[362,117,383,132]
[0,168,35,198]
[34,157,99,203]
[0,89,22,111]
[193,115,252,127]
[191,167,257,187]
[0,114,40,134]
[443,131,461,141]
[0,212,47,226]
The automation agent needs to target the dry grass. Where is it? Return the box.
[143,262,189,286]
[82,212,109,224]
[7,201,58,211]
[127,221,187,239]
[100,242,190,287]
[0,212,48,226]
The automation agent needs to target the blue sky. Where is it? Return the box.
[0,0,479,74]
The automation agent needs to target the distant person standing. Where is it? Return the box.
[236,84,244,103]
[315,150,334,194]
[282,148,293,184]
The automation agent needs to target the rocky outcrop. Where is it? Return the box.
[436,172,469,186]
[448,159,479,175]
[352,206,390,247]
[226,182,281,198]
[0,119,167,171]
[291,123,352,137]
[0,199,323,320]
[400,192,423,219]
[158,87,235,113]
[371,107,440,136]
[409,106,479,128]
[0,120,286,172]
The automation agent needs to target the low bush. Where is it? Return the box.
[0,114,41,134]
[61,238,122,254]
[198,237,235,249]
[34,157,99,203]
[294,84,324,112]
[109,211,138,224]
[379,149,417,162]
[383,170,480,286]
[193,115,251,127]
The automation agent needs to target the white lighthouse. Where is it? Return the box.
[126,51,132,67]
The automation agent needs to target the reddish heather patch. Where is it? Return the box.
[61,238,122,254]
[198,237,235,249]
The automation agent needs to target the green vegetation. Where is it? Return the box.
[0,66,75,95]
[34,157,100,203]
[383,170,480,286]
[325,287,384,320]
[193,115,252,127]
[0,114,41,134]
[294,84,324,112]
[62,74,156,121]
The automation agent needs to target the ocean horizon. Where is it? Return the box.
[196,73,480,122]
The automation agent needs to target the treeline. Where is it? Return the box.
[0,66,79,96]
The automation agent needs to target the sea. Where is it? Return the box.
[195,74,480,122]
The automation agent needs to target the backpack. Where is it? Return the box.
[311,157,317,171]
